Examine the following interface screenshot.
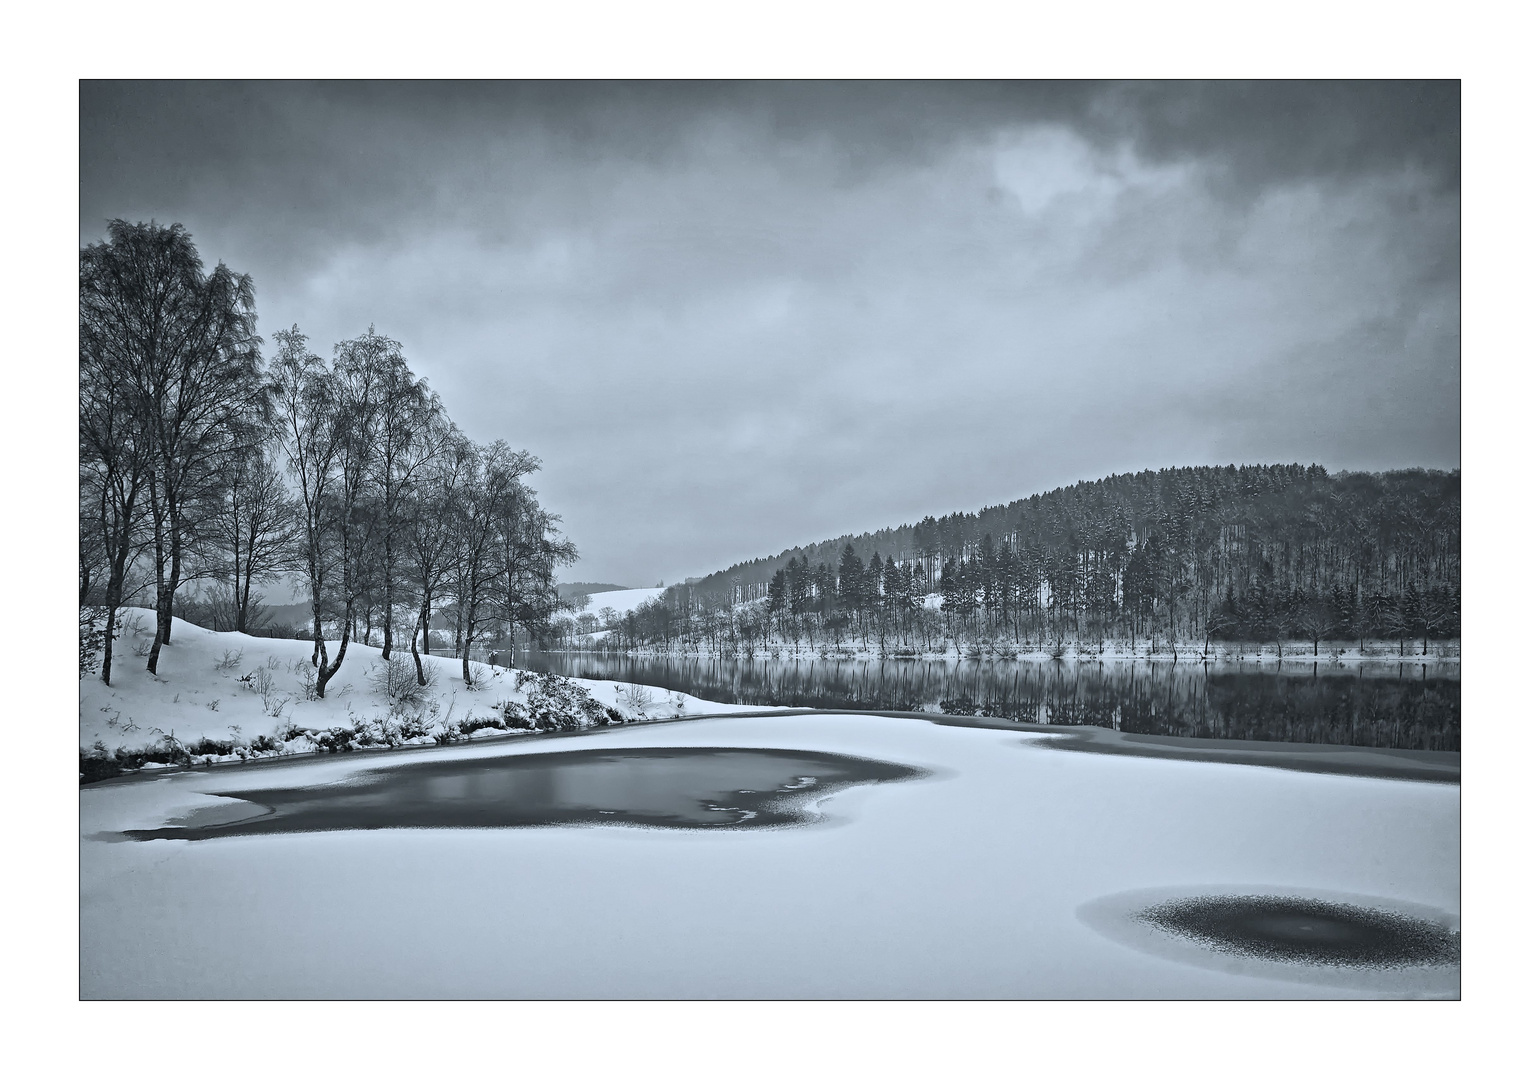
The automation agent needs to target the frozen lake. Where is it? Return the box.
[81,711,1457,998]
[512,653,1459,751]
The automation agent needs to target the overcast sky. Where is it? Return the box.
[80,81,1459,586]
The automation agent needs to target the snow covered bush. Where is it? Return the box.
[507,672,622,731]
[307,725,368,753]
[81,730,201,783]
[617,682,657,719]
[247,732,286,754]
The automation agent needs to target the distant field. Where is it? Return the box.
[556,582,632,600]
[573,587,665,617]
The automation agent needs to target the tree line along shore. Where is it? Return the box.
[554,465,1458,658]
[81,220,575,697]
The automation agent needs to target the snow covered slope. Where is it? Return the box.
[80,608,754,762]
[574,587,665,617]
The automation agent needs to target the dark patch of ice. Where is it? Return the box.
[124,746,924,840]
[1134,894,1459,968]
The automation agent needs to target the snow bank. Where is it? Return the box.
[80,608,760,768]
[80,711,1457,999]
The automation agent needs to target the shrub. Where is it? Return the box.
[393,711,436,742]
[239,663,290,717]
[616,682,657,719]
[425,711,513,745]
[370,653,437,709]
[458,715,510,737]
[307,726,361,753]
[247,732,285,754]
[292,659,319,700]
[80,731,197,784]
[253,721,305,753]
[495,699,534,730]
[80,741,120,784]
[514,671,613,731]
[185,736,238,757]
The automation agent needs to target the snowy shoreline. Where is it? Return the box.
[79,611,1460,783]
[86,701,1459,790]
[543,640,1460,666]
[79,609,766,778]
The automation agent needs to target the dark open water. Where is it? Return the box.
[513,652,1459,752]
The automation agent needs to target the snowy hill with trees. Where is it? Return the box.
[593,465,1460,656]
[81,221,582,701]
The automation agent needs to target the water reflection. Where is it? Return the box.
[515,653,1459,752]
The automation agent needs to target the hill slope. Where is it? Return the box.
[620,464,1459,650]
[689,464,1458,596]
[80,608,759,775]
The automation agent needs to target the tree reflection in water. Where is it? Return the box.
[514,653,1458,752]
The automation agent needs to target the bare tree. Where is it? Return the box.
[492,467,577,653]
[403,421,471,684]
[268,326,349,696]
[79,274,153,684]
[206,446,301,633]
[366,349,449,659]
[1295,594,1338,657]
[80,221,264,675]
[448,441,539,686]
[79,484,109,606]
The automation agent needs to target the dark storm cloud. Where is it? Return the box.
[1085,80,1459,191]
[81,81,1456,226]
[80,81,1459,586]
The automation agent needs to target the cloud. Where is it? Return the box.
[80,81,1459,585]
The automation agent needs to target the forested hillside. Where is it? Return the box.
[603,465,1459,652]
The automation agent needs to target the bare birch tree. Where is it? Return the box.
[79,274,152,685]
[80,221,264,675]
[268,326,348,695]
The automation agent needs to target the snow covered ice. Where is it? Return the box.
[80,711,1457,999]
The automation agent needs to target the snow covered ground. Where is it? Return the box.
[80,711,1457,999]
[565,587,666,643]
[81,608,760,763]
[574,587,665,618]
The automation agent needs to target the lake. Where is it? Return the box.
[512,652,1459,752]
